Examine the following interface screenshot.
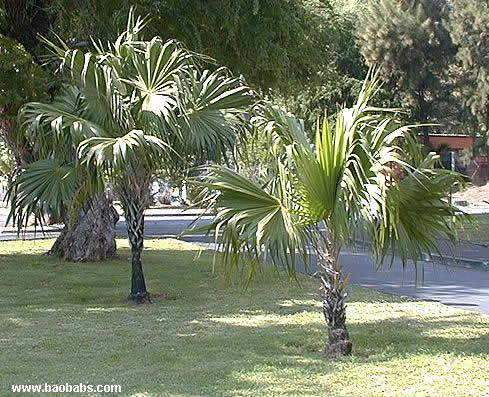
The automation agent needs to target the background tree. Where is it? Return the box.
[279,3,369,131]
[448,0,489,133]
[1,0,53,55]
[357,0,457,143]
[49,0,336,94]
[0,0,54,164]
[0,34,47,166]
[0,140,15,192]
[190,74,462,356]
[10,10,252,303]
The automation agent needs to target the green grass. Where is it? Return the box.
[457,214,489,245]
[1,239,488,396]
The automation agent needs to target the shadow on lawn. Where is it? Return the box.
[3,243,488,395]
[198,299,489,359]
[156,305,489,395]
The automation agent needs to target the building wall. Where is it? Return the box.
[428,135,475,150]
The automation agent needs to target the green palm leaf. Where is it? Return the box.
[192,165,311,280]
[175,68,253,156]
[78,130,172,175]
[7,159,80,230]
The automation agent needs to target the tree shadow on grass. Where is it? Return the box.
[2,243,488,396]
[143,304,488,396]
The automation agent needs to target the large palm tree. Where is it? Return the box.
[190,73,462,356]
[9,9,252,303]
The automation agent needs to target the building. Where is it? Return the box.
[423,134,487,185]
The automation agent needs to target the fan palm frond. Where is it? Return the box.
[78,129,172,176]
[7,159,81,230]
[193,164,311,280]
[175,68,253,156]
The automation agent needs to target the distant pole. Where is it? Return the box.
[181,182,187,203]
[450,151,455,224]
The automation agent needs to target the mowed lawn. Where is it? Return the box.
[1,239,488,396]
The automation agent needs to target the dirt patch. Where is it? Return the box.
[454,184,489,205]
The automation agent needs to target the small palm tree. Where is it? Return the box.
[9,9,252,303]
[190,74,462,356]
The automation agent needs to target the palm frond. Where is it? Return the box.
[125,39,190,119]
[251,103,311,155]
[188,71,464,284]
[41,37,132,133]
[7,159,81,230]
[78,129,172,176]
[191,165,311,281]
[372,152,463,267]
[175,68,253,156]
[18,86,109,157]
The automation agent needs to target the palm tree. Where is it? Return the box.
[9,9,252,303]
[190,73,462,356]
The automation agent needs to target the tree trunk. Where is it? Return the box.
[415,88,431,147]
[48,194,119,262]
[126,201,150,303]
[322,286,351,357]
[119,179,152,304]
[317,235,352,357]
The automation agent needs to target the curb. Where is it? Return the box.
[428,253,489,271]
[354,239,489,272]
[1,230,487,272]
[0,227,62,234]
[141,213,213,217]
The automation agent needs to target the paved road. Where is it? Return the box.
[1,213,488,314]
[338,248,489,314]
[115,215,214,238]
[97,216,489,315]
[3,210,489,261]
[187,239,489,314]
[0,212,7,226]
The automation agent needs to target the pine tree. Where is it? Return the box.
[449,0,489,132]
[358,0,456,143]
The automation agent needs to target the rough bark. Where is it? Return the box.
[322,289,352,357]
[119,175,152,304]
[48,194,119,262]
[318,235,352,357]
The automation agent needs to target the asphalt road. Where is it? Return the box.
[1,213,488,314]
[338,248,489,314]
[115,215,214,239]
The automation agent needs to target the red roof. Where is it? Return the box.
[426,135,475,150]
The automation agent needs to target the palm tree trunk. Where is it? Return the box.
[318,235,352,357]
[119,178,152,304]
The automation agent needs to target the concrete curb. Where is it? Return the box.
[428,253,489,271]
[0,226,62,234]
[1,228,487,272]
[354,239,489,272]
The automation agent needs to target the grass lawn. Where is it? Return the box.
[1,239,488,396]
[457,214,489,246]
